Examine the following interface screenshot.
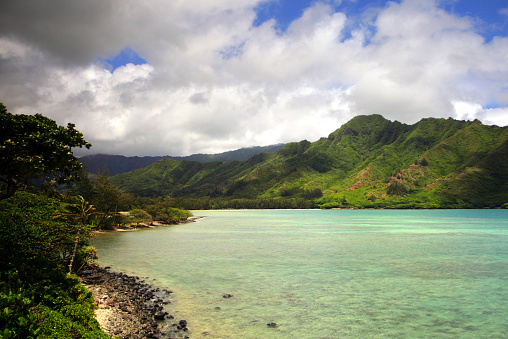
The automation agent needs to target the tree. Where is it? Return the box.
[69,169,132,229]
[54,195,96,274]
[91,170,130,229]
[145,196,193,224]
[0,102,91,200]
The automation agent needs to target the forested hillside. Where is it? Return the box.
[80,144,285,175]
[111,115,508,209]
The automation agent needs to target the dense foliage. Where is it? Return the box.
[67,171,193,228]
[111,115,508,209]
[0,103,91,200]
[0,103,193,338]
[144,196,193,224]
[66,170,132,230]
[0,104,111,338]
[0,192,108,339]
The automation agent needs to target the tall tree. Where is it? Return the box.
[54,195,96,274]
[0,102,91,200]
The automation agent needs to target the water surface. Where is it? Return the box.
[93,209,508,338]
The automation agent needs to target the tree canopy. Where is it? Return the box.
[0,102,91,200]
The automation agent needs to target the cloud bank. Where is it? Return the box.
[1,0,507,156]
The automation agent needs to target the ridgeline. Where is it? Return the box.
[110,115,508,209]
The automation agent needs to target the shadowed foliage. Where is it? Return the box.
[0,103,91,200]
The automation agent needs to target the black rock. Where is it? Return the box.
[267,322,278,328]
[154,313,166,320]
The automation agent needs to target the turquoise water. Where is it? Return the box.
[92,210,508,338]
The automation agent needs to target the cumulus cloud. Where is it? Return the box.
[0,0,507,156]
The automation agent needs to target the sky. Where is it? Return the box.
[1,0,508,157]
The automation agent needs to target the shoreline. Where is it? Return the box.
[84,217,203,337]
[79,266,190,339]
[94,216,203,233]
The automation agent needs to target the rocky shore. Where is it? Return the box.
[79,266,190,339]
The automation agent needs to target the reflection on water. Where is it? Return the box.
[93,209,508,338]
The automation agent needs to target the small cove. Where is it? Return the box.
[92,209,508,338]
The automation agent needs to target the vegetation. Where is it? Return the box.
[0,103,91,200]
[67,170,193,228]
[0,102,108,338]
[66,170,132,230]
[54,196,97,275]
[80,144,285,176]
[111,115,508,209]
[0,101,193,338]
[0,192,108,339]
[145,196,193,224]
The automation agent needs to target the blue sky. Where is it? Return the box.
[104,1,508,69]
[100,47,148,71]
[107,0,508,70]
[1,0,508,156]
[252,0,508,38]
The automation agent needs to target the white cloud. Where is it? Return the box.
[0,0,507,156]
[452,101,483,121]
[480,107,508,127]
[454,101,508,127]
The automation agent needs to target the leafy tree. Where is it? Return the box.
[68,169,132,230]
[145,196,192,224]
[91,171,130,229]
[128,208,153,225]
[0,102,91,200]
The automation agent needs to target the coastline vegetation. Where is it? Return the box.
[0,102,192,338]
[0,192,108,338]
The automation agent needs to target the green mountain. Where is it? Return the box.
[80,144,285,175]
[111,115,508,209]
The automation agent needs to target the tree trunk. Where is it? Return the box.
[67,217,83,275]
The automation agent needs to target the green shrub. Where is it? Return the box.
[386,181,409,196]
[0,192,110,338]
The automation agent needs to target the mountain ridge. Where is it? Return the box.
[110,115,508,208]
[80,144,285,175]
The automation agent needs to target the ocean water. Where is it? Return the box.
[92,209,508,338]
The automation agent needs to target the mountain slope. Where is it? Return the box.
[111,115,508,208]
[80,144,285,175]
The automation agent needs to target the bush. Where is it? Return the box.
[128,209,153,224]
[145,196,193,224]
[386,181,409,196]
[0,192,109,338]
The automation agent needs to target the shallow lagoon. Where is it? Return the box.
[93,209,508,338]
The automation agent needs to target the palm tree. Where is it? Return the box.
[55,195,95,275]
